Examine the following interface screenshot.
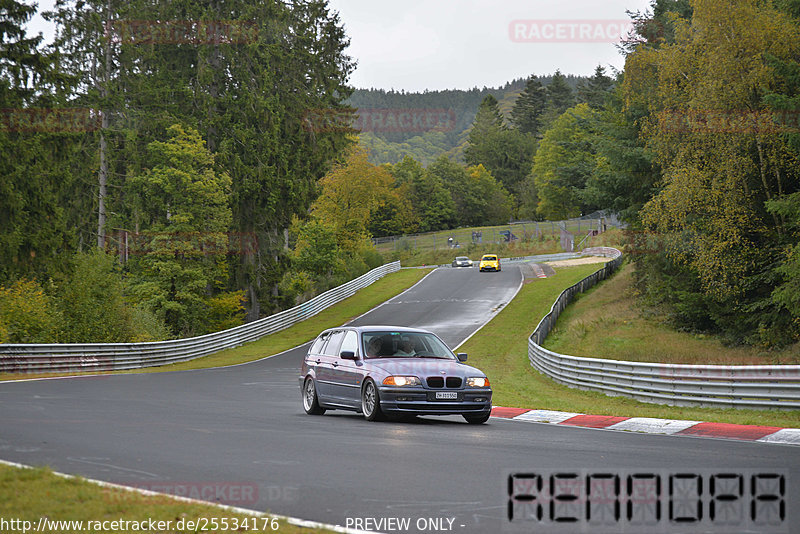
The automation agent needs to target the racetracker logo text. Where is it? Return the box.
[107,482,261,506]
[659,109,800,134]
[303,108,457,134]
[0,108,101,133]
[509,20,634,43]
[114,231,259,258]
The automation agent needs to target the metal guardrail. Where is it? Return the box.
[528,248,800,410]
[0,262,401,374]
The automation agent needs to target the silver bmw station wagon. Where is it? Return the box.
[299,326,492,423]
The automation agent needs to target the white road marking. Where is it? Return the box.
[606,417,702,435]
[512,409,582,424]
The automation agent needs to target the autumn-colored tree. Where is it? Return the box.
[625,0,800,345]
[466,164,513,225]
[0,279,62,343]
[311,146,398,251]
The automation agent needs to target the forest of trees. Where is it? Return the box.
[342,0,800,348]
[467,0,799,348]
[0,0,356,341]
[348,74,588,165]
[621,0,800,347]
[281,145,514,309]
[2,0,799,350]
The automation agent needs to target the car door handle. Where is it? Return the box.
[332,362,339,367]
[315,359,321,364]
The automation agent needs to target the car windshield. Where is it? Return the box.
[456,257,468,261]
[483,255,497,261]
[362,331,455,360]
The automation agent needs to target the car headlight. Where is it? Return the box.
[382,376,422,387]
[467,377,490,388]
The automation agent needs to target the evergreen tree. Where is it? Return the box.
[465,95,504,169]
[466,94,505,144]
[546,70,575,115]
[577,66,614,110]
[127,124,238,337]
[0,0,78,282]
[46,0,356,320]
[45,0,124,250]
[0,0,50,105]
[580,87,659,222]
[466,94,536,207]
[510,75,547,136]
[621,0,694,54]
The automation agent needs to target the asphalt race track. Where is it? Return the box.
[1,264,798,533]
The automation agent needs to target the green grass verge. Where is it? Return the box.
[545,262,800,366]
[0,268,430,381]
[460,263,800,428]
[0,270,432,531]
[0,464,332,533]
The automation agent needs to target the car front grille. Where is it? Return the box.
[426,377,443,388]
[426,376,462,388]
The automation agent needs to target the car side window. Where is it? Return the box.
[339,330,358,358]
[309,332,329,355]
[322,330,345,356]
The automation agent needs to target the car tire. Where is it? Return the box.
[302,376,325,415]
[463,412,490,424]
[361,379,385,421]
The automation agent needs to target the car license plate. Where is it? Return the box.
[435,391,458,400]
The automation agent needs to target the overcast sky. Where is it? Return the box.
[27,0,654,92]
[325,0,652,91]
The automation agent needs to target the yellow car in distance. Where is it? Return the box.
[478,254,501,272]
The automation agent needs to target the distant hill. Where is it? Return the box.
[347,74,588,166]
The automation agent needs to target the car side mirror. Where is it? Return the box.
[456,353,468,362]
[340,350,357,360]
